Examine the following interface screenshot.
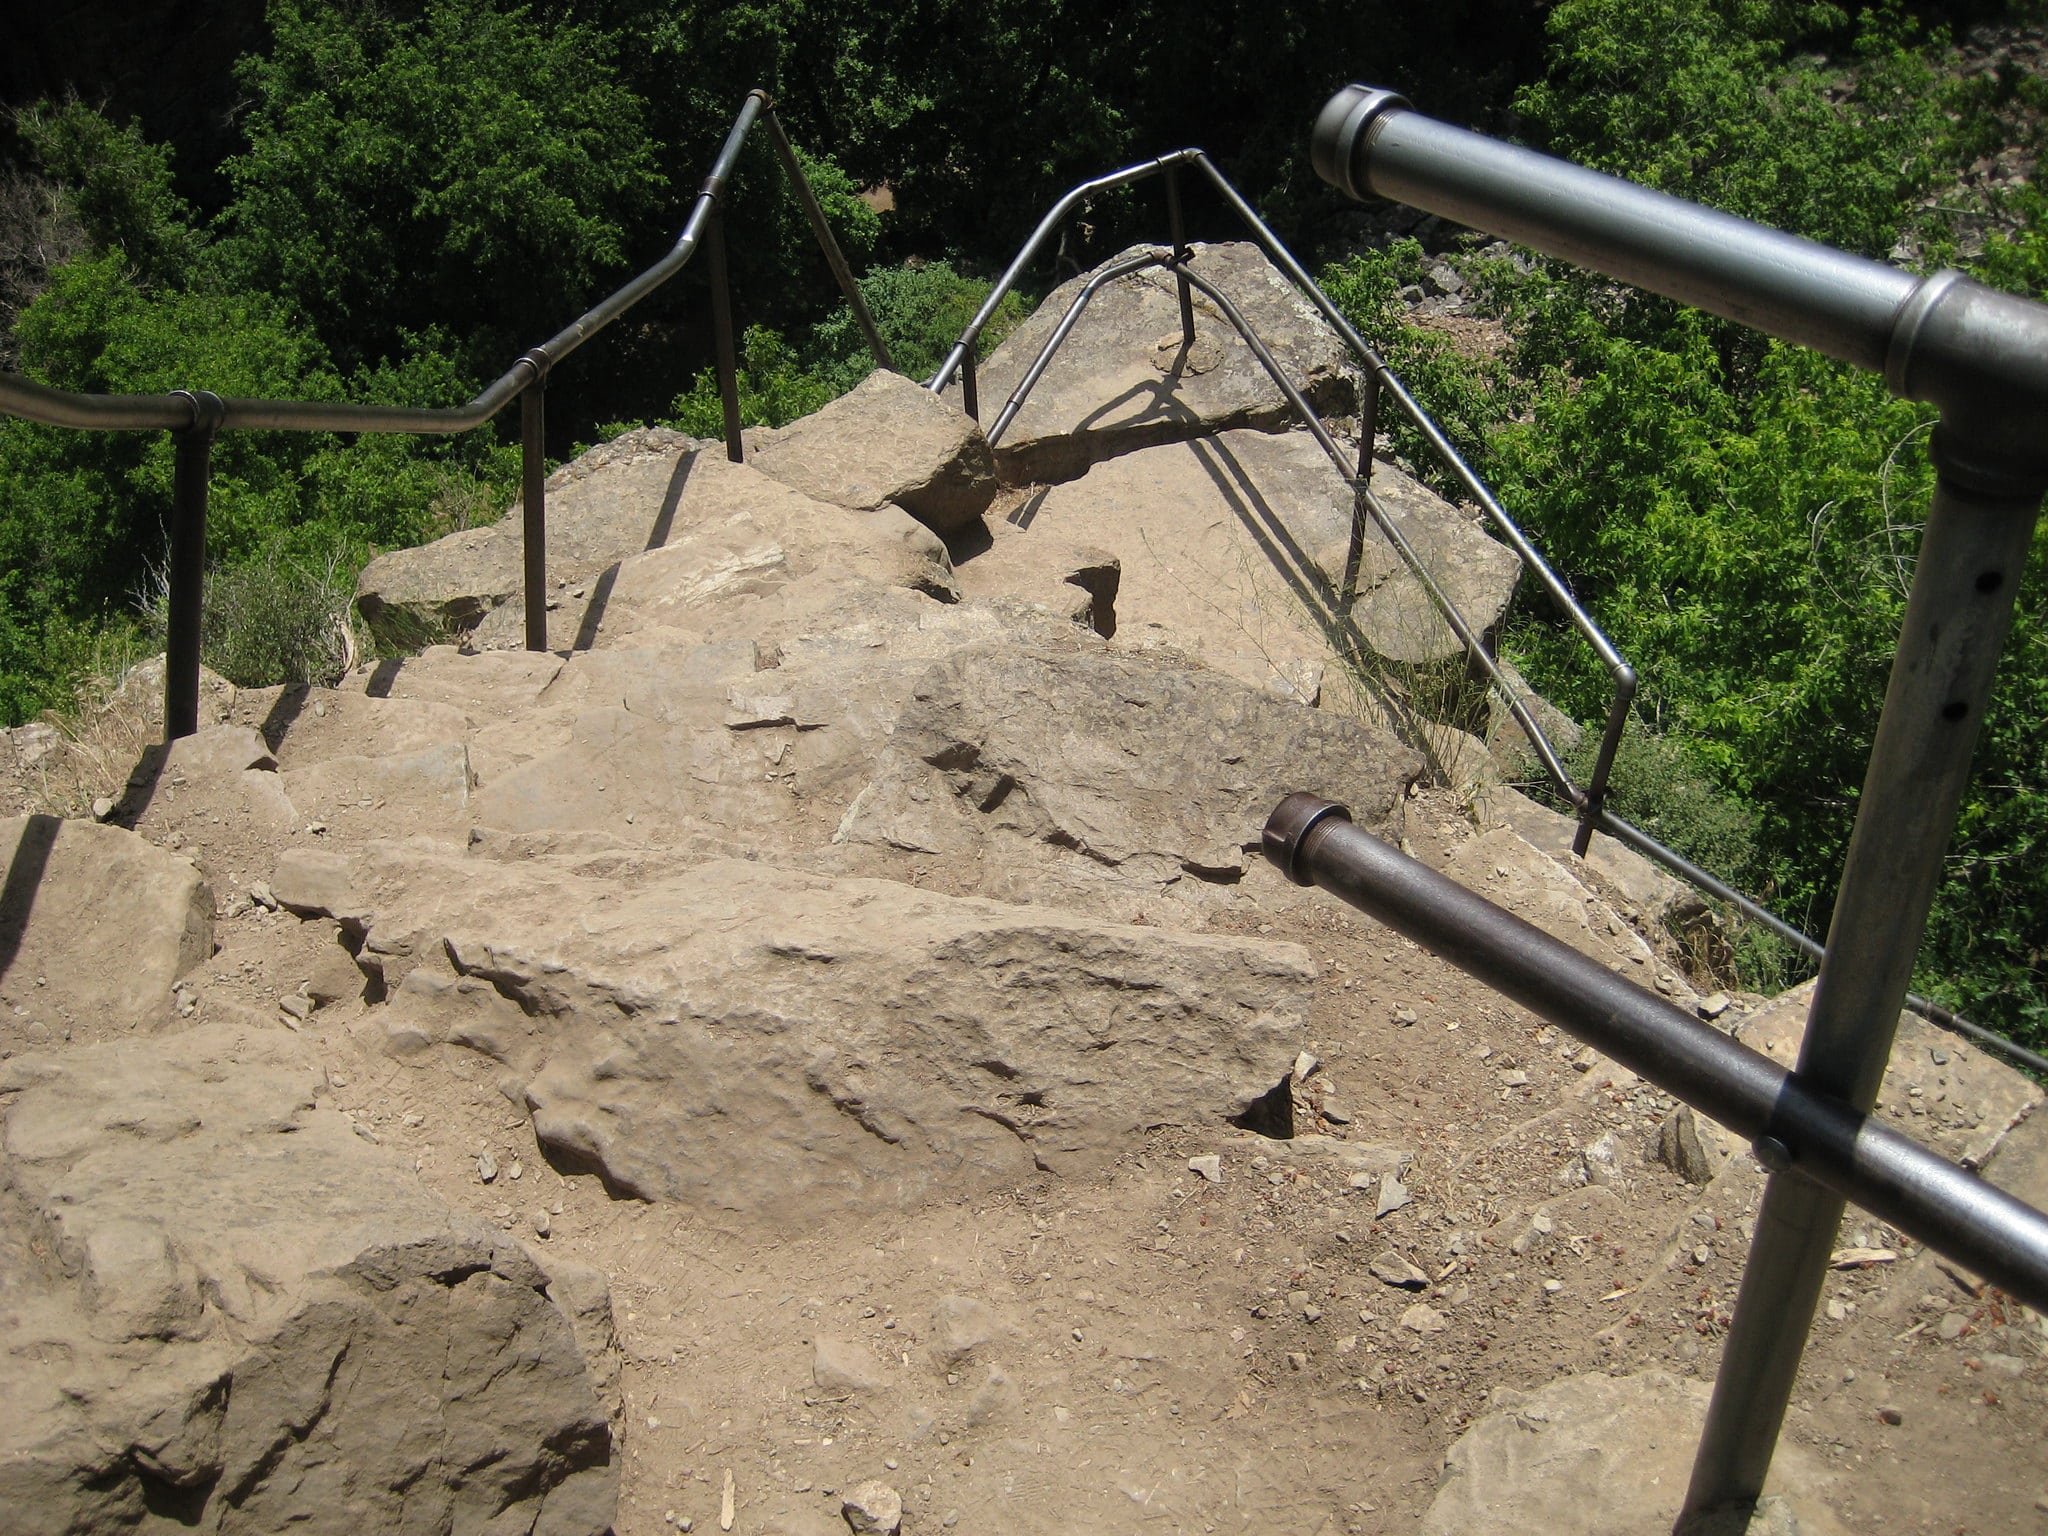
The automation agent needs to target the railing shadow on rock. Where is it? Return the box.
[926,141,2048,1084]
[0,91,891,730]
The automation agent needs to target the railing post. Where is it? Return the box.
[707,209,745,464]
[164,390,224,740]
[1164,165,1197,349]
[960,349,979,423]
[1678,441,2047,1528]
[520,366,549,652]
[1573,677,1634,858]
[758,106,894,374]
[1342,372,1382,606]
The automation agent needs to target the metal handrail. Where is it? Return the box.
[0,90,892,730]
[925,148,1637,862]
[931,144,2047,1083]
[1265,793,2048,1311]
[1314,85,2048,1531]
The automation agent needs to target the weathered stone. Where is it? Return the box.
[0,817,211,1049]
[747,368,997,533]
[281,741,474,844]
[234,684,474,768]
[1420,1372,1849,1536]
[855,644,1419,886]
[812,1335,885,1397]
[270,847,370,930]
[840,1480,904,1535]
[1369,1250,1429,1289]
[1445,827,1666,977]
[354,429,702,647]
[1019,430,1354,702]
[950,514,1120,635]
[1348,462,1522,666]
[1474,785,1697,927]
[344,845,1313,1210]
[1653,1104,1718,1185]
[0,1022,614,1534]
[977,242,1359,484]
[930,1294,997,1366]
[471,458,961,652]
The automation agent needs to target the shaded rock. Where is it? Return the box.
[977,242,1359,484]
[1473,785,1696,927]
[0,816,211,1049]
[0,1021,613,1535]
[233,684,474,769]
[950,513,1120,635]
[840,1480,903,1535]
[747,368,997,533]
[865,644,1419,886]
[270,847,371,932]
[1369,1250,1429,1289]
[541,1256,624,1424]
[1653,1104,1718,1185]
[1348,463,1521,666]
[1444,827,1665,976]
[345,845,1313,1210]
[1420,1372,1849,1536]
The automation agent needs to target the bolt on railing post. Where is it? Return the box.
[164,390,224,741]
[707,209,745,464]
[1164,165,1197,350]
[520,369,549,652]
[1678,446,2047,1529]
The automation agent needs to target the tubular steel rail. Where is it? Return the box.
[927,141,2048,1083]
[1312,86,2048,1530]
[0,91,891,734]
[927,149,1638,871]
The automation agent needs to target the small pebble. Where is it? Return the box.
[477,1151,498,1183]
[1187,1154,1223,1184]
[1876,1405,1903,1426]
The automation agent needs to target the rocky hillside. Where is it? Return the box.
[1,241,2042,1536]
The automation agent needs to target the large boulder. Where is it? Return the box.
[745,368,998,534]
[976,241,1360,484]
[1018,429,1357,702]
[326,847,1314,1210]
[0,816,212,1052]
[841,644,1422,885]
[0,1021,615,1535]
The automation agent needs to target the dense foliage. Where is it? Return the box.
[1,0,2044,1044]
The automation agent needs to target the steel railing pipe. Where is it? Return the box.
[1261,793,2048,1312]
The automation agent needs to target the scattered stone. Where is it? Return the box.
[91,796,116,821]
[1368,1250,1430,1290]
[813,1337,884,1397]
[534,1209,552,1238]
[1375,1171,1413,1218]
[478,1151,499,1183]
[840,1480,903,1535]
[931,1295,996,1365]
[1320,1097,1352,1126]
[249,880,278,909]
[1287,1350,1310,1371]
[721,1468,737,1532]
[1400,1303,1448,1335]
[1937,1312,1968,1342]
[278,992,312,1021]
[1188,1154,1223,1184]
[1652,1104,1717,1185]
[1877,1405,1904,1426]
[1393,1006,1418,1025]
[1293,1049,1320,1082]
[1697,992,1731,1020]
[1497,1068,1529,1088]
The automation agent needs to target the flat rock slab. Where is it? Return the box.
[1018,429,1357,702]
[0,1021,614,1535]
[0,816,212,1048]
[977,241,1359,484]
[746,368,998,533]
[471,453,960,652]
[848,644,1421,886]
[341,847,1314,1211]
[232,684,473,769]
[1738,979,2041,1168]
[1422,1371,1849,1535]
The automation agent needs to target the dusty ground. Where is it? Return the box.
[20,698,2032,1536]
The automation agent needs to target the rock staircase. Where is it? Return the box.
[0,240,2041,1536]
